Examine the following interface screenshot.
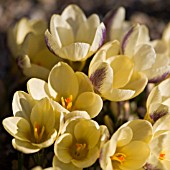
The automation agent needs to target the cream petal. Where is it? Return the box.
[134,44,156,71]
[53,156,81,170]
[74,119,100,148]
[122,24,139,57]
[72,146,99,168]
[50,14,74,47]
[153,114,170,134]
[30,98,55,134]
[115,126,133,147]
[54,133,73,163]
[48,62,79,101]
[90,22,106,52]
[57,43,90,61]
[163,22,170,44]
[125,119,153,143]
[76,14,100,44]
[108,55,134,88]
[104,7,125,41]
[75,72,93,94]
[89,61,113,94]
[12,139,40,154]
[151,40,168,54]
[61,4,86,36]
[27,78,49,100]
[2,117,32,141]
[123,71,148,98]
[157,78,170,97]
[102,88,135,101]
[119,141,150,170]
[73,92,103,118]
[12,91,35,120]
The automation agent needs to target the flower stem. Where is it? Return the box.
[18,152,24,170]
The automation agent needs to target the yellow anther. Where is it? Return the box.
[61,95,73,110]
[159,152,166,160]
[110,153,126,164]
[34,122,45,143]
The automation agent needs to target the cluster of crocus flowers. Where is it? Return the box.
[4,3,170,170]
[7,18,61,80]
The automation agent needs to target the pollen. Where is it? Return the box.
[159,152,166,160]
[34,122,45,143]
[61,95,73,110]
[111,152,126,164]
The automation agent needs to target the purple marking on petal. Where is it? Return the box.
[44,34,56,56]
[121,26,134,54]
[150,109,168,123]
[148,71,170,83]
[99,25,106,49]
[90,66,107,93]
[103,8,118,39]
[143,163,160,170]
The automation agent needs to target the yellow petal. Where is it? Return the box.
[12,139,40,154]
[61,4,86,36]
[74,119,100,148]
[108,55,134,88]
[27,78,49,100]
[54,133,73,163]
[48,62,79,101]
[74,92,103,118]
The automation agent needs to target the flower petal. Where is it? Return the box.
[74,119,100,148]
[61,4,86,36]
[27,78,49,100]
[12,138,40,154]
[2,117,32,141]
[73,92,103,118]
[48,62,79,101]
[54,133,73,163]
[12,91,35,120]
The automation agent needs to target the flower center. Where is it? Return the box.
[61,95,73,110]
[34,122,45,143]
[159,152,166,160]
[72,143,88,160]
[110,153,126,164]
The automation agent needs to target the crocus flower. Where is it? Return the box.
[145,78,170,123]
[53,118,102,169]
[122,24,170,82]
[2,91,64,154]
[89,40,148,101]
[8,18,61,80]
[27,62,103,118]
[100,119,152,170]
[145,114,170,170]
[45,4,106,63]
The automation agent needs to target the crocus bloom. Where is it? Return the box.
[122,24,170,81]
[54,118,102,169]
[2,91,64,153]
[100,119,152,170]
[8,18,60,80]
[145,78,170,123]
[89,40,148,101]
[145,114,170,170]
[104,6,131,42]
[27,62,103,118]
[45,4,106,62]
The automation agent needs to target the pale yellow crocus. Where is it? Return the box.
[145,78,170,123]
[89,40,148,101]
[27,62,103,118]
[2,91,65,154]
[45,4,106,63]
[100,119,152,170]
[53,119,102,169]
[8,18,61,80]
